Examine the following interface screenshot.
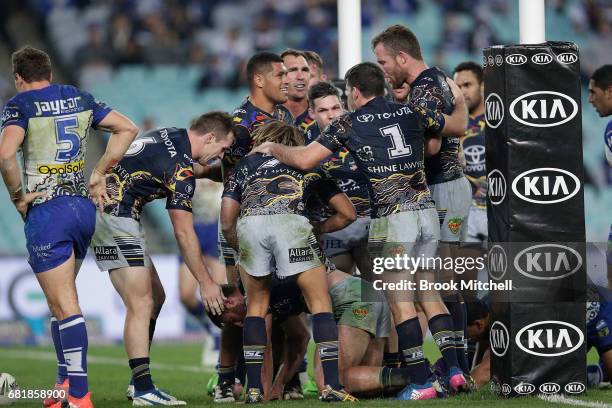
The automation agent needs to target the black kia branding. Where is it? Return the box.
[485,93,504,129]
[511,167,580,204]
[506,54,527,65]
[557,53,578,64]
[515,320,584,357]
[509,91,578,127]
[514,383,535,395]
[487,169,506,205]
[513,244,582,280]
[531,53,553,65]
[564,382,585,394]
[490,321,509,357]
[488,245,507,281]
[539,383,561,394]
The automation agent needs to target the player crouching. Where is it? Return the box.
[221,121,356,403]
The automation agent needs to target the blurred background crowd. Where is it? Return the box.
[0,0,610,254]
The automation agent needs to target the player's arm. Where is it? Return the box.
[469,347,490,390]
[220,197,240,252]
[0,126,44,217]
[89,111,139,209]
[440,78,468,137]
[193,160,223,182]
[169,208,225,315]
[425,136,442,157]
[251,141,332,171]
[315,193,356,235]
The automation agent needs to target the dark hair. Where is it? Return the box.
[12,46,52,82]
[371,24,423,60]
[308,81,340,109]
[344,62,386,98]
[190,111,234,140]
[246,51,283,88]
[206,284,241,328]
[465,299,489,326]
[591,64,612,90]
[453,61,484,84]
[304,50,324,70]
[280,48,308,61]
[252,121,304,147]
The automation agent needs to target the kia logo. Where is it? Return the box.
[515,320,584,357]
[514,244,582,280]
[490,321,509,357]
[557,53,578,64]
[488,245,507,281]
[506,54,527,66]
[357,114,374,123]
[501,384,511,396]
[539,383,561,394]
[488,55,494,67]
[487,169,506,205]
[464,145,485,165]
[532,53,553,65]
[485,93,504,129]
[514,383,535,395]
[495,55,503,66]
[511,167,580,204]
[509,91,578,128]
[564,382,585,394]
[483,55,488,67]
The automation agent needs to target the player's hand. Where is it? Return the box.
[14,191,46,219]
[201,282,226,316]
[88,169,109,211]
[446,77,465,108]
[249,142,274,156]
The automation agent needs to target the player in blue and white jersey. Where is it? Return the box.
[588,65,612,291]
[0,46,138,408]
[252,62,469,400]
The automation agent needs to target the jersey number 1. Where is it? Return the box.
[55,116,80,162]
[381,124,412,159]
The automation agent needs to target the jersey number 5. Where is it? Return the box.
[381,124,412,159]
[55,116,80,162]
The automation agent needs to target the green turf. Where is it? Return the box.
[0,342,610,407]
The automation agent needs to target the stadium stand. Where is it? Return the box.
[0,0,610,255]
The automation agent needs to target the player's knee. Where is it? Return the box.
[126,293,155,316]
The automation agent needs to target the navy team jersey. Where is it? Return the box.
[316,96,445,218]
[103,127,195,220]
[224,98,293,167]
[605,120,612,166]
[409,67,463,185]
[462,114,486,208]
[269,274,306,322]
[294,108,317,137]
[223,152,340,218]
[304,123,371,218]
[1,84,111,206]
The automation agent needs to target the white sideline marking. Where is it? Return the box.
[0,349,208,373]
[539,394,612,408]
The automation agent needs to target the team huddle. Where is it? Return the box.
[1,23,611,407]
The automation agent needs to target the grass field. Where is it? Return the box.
[1,341,611,407]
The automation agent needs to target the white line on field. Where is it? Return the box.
[0,349,208,373]
[539,394,612,408]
